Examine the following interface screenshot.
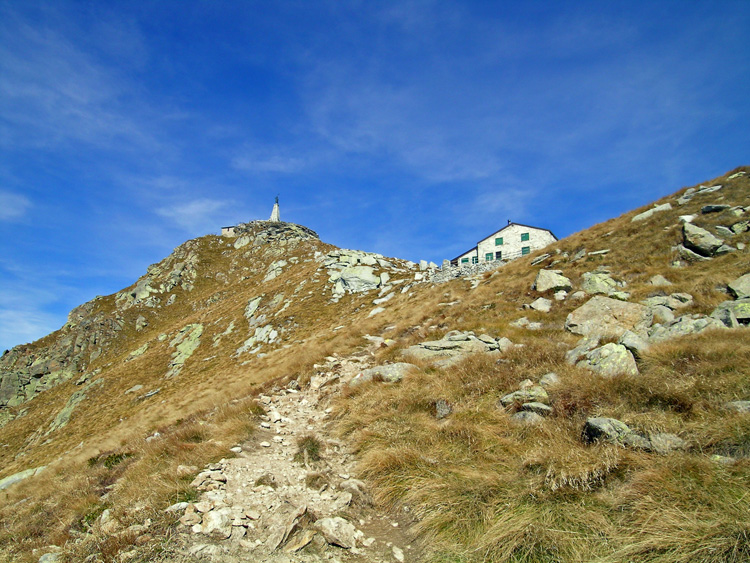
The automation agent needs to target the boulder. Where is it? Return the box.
[631,202,672,222]
[728,274,750,300]
[677,244,712,263]
[529,297,552,313]
[511,411,544,425]
[618,330,650,357]
[565,296,653,339]
[533,270,572,292]
[565,336,600,365]
[682,223,724,257]
[647,433,687,455]
[576,343,639,377]
[725,401,750,413]
[539,372,560,387]
[647,274,673,287]
[201,507,233,538]
[582,418,632,444]
[649,315,727,342]
[314,517,357,549]
[581,271,627,297]
[712,299,750,325]
[499,386,549,407]
[521,402,553,416]
[710,303,740,329]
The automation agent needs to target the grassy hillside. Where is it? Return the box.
[0,167,748,562]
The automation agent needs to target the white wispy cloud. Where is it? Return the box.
[0,191,31,221]
[156,198,234,232]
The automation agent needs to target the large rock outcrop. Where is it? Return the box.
[565,296,653,338]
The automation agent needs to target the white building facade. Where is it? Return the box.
[451,222,557,266]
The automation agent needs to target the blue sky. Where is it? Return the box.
[1,0,749,351]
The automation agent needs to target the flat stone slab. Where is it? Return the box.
[565,296,653,339]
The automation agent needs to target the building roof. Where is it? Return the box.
[450,222,557,262]
[481,221,558,242]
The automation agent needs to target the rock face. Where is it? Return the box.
[682,223,724,257]
[565,296,653,339]
[533,270,572,292]
[166,324,204,378]
[581,271,629,299]
[648,315,726,342]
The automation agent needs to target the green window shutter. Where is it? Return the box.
[472,256,478,264]
[522,246,530,255]
[521,232,530,241]
[485,253,493,261]
[461,257,469,264]
[495,237,503,245]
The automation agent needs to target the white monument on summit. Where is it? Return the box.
[269,196,281,222]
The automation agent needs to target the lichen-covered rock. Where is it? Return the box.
[533,270,572,292]
[712,299,750,326]
[648,315,727,343]
[565,296,652,339]
[576,343,638,377]
[582,418,632,444]
[581,272,626,297]
[528,297,552,313]
[166,324,203,378]
[499,386,549,407]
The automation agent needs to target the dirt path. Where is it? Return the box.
[169,349,420,562]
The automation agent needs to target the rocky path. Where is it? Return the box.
[167,350,419,563]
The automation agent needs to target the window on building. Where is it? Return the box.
[495,251,502,260]
[521,232,530,241]
[495,237,503,245]
[522,246,530,255]
[485,253,493,261]
[471,256,478,264]
[461,257,469,264]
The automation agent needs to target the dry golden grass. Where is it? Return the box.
[1,167,748,561]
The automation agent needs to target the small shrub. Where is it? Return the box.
[294,434,323,463]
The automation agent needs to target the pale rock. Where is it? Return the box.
[368,307,386,317]
[725,401,750,413]
[618,330,650,357]
[683,223,724,257]
[565,336,600,365]
[180,512,202,526]
[554,290,568,301]
[499,386,549,407]
[165,501,189,513]
[201,508,233,538]
[677,244,712,262]
[539,372,560,387]
[647,433,688,454]
[314,517,357,549]
[511,411,544,424]
[728,274,750,299]
[647,274,673,287]
[533,270,572,292]
[393,546,405,562]
[649,315,727,342]
[528,297,552,313]
[678,214,695,223]
[565,296,653,339]
[631,202,672,222]
[577,343,638,377]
